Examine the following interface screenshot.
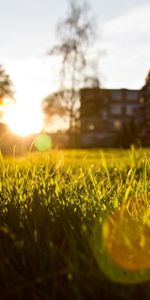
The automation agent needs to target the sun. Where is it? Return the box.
[4,103,43,136]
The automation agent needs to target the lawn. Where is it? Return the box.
[0,147,150,299]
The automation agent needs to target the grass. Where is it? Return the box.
[0,147,150,299]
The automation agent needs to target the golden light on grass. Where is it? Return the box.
[102,205,150,271]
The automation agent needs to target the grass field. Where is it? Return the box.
[0,147,150,299]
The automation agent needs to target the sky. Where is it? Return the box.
[0,0,150,130]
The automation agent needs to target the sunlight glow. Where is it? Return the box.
[46,115,69,133]
[4,103,43,136]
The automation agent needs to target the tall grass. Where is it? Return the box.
[0,148,150,299]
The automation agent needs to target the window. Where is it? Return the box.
[139,97,144,104]
[113,120,122,129]
[125,105,138,115]
[111,90,122,101]
[126,106,133,115]
[126,91,139,101]
[110,105,122,115]
[103,97,108,103]
[101,109,108,118]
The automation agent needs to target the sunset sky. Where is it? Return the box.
[0,0,150,133]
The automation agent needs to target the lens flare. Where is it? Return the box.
[91,203,150,284]
[34,134,52,151]
[102,208,150,271]
[92,205,150,284]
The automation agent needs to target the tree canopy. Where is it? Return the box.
[43,0,101,133]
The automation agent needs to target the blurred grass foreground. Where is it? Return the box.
[0,148,150,299]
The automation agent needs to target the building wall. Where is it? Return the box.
[80,88,142,147]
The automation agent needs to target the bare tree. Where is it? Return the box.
[0,65,14,100]
[0,65,14,134]
[45,0,100,132]
[43,88,81,133]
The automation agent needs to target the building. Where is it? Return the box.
[80,88,142,147]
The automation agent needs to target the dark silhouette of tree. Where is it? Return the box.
[0,65,14,100]
[44,0,100,132]
[141,69,150,102]
[138,69,150,145]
